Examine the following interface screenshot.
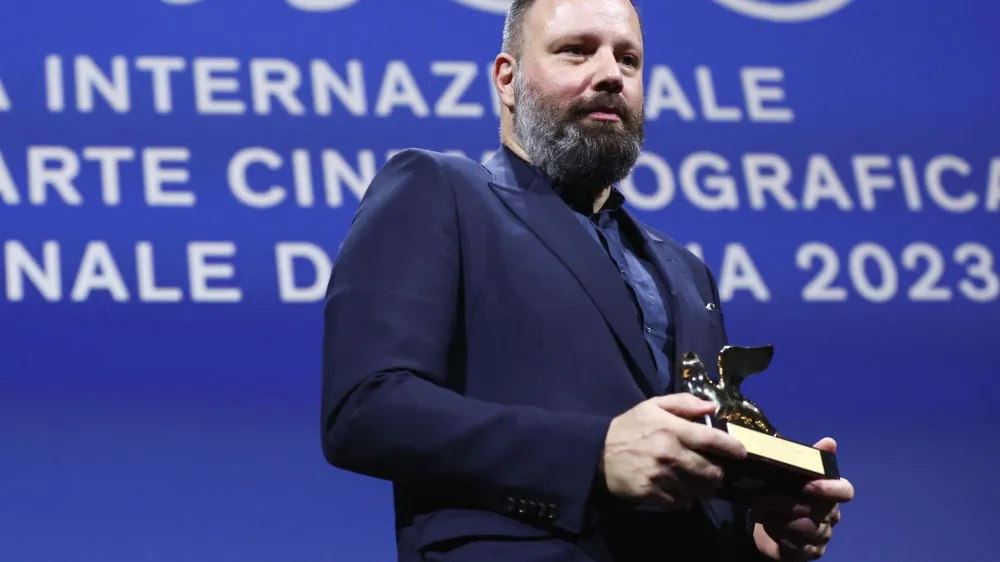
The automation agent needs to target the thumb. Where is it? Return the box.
[812,437,837,453]
[653,393,718,418]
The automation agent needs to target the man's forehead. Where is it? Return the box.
[526,0,642,44]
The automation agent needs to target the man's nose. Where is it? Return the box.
[591,48,624,94]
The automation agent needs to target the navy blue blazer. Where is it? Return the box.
[321,147,767,562]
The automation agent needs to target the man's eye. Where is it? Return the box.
[562,46,585,55]
[621,55,639,67]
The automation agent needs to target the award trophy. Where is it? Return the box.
[679,345,840,503]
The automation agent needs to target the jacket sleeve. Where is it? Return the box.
[320,149,613,536]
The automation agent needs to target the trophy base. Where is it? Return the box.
[705,417,840,504]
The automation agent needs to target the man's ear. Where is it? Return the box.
[493,54,517,110]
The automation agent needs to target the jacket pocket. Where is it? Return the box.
[705,308,725,327]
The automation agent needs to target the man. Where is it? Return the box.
[320,0,854,560]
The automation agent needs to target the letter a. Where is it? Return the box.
[0,75,10,111]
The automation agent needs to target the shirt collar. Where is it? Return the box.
[500,146,625,216]
[552,180,626,217]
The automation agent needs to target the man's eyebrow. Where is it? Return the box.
[547,31,643,52]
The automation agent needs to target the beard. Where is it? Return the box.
[512,68,644,200]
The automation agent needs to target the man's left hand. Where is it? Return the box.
[750,438,855,561]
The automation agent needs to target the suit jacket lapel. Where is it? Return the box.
[627,217,712,394]
[485,151,661,396]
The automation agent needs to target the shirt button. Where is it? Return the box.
[644,325,652,333]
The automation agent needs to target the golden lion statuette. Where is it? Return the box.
[679,345,840,502]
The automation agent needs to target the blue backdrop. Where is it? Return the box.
[2,0,998,560]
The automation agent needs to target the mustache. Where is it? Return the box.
[570,93,634,120]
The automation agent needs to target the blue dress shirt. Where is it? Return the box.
[555,185,677,393]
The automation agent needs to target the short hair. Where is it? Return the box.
[501,0,641,59]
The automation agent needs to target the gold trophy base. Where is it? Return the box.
[704,416,840,503]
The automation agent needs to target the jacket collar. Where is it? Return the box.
[483,145,664,395]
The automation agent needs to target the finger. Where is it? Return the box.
[672,451,727,499]
[676,419,748,460]
[810,544,828,561]
[818,520,835,543]
[795,518,835,546]
[760,513,831,546]
[777,542,826,562]
[654,393,718,418]
[756,497,839,522]
[652,444,726,501]
[773,533,823,562]
[811,437,837,453]
[804,477,854,503]
[829,504,842,525]
[807,503,842,529]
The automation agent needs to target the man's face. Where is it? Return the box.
[512,0,645,194]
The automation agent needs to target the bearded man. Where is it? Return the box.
[320,0,854,560]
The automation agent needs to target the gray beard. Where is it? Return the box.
[512,70,644,198]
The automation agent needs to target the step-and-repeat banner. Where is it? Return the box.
[2,0,997,560]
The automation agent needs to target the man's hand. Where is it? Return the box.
[600,394,748,509]
[751,438,855,561]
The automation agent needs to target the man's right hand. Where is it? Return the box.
[600,393,748,509]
